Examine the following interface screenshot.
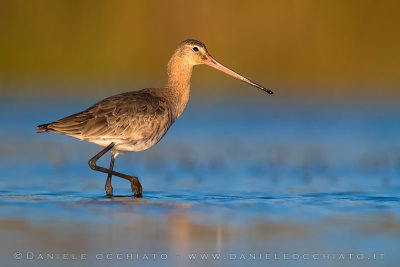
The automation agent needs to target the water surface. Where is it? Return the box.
[0,96,399,266]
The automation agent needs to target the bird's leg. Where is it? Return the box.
[88,143,143,197]
[105,155,115,197]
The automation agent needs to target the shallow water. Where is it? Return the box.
[0,96,399,266]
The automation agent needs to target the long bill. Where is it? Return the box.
[204,56,274,95]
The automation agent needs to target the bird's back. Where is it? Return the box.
[38,89,174,152]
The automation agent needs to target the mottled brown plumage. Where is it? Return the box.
[39,90,173,152]
[37,39,273,197]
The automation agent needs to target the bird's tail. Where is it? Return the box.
[37,123,51,133]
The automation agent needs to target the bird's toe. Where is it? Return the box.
[105,184,113,198]
[130,177,143,198]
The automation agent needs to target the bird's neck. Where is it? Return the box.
[165,54,193,120]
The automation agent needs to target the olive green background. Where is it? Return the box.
[1,0,399,99]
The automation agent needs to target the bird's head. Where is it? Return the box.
[175,39,210,65]
[172,39,274,95]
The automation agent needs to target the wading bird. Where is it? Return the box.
[37,39,273,198]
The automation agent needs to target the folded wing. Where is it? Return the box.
[38,90,173,146]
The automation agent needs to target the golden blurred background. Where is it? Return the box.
[1,0,399,99]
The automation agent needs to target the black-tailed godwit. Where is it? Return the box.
[37,39,273,197]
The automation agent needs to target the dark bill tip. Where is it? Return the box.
[253,84,274,95]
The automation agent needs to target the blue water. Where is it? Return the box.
[0,96,399,266]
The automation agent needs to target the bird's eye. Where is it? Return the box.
[192,47,199,52]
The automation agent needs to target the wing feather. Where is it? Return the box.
[43,89,173,145]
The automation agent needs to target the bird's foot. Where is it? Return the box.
[129,176,143,198]
[105,183,113,198]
